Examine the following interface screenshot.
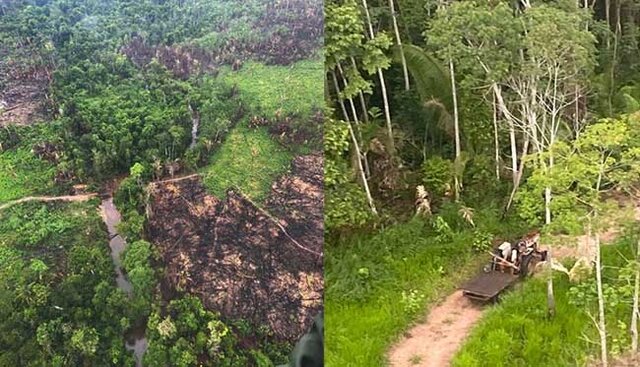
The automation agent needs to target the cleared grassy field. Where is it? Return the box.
[200,122,292,202]
[221,58,323,118]
[0,148,55,204]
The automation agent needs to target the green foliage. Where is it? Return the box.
[324,117,373,231]
[393,44,451,110]
[144,296,250,367]
[122,240,156,303]
[201,123,292,202]
[471,230,493,253]
[0,201,132,366]
[421,156,452,198]
[0,148,56,204]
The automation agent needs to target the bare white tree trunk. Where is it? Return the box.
[547,247,556,316]
[505,135,529,211]
[595,228,608,367]
[493,93,500,180]
[336,64,372,179]
[330,71,351,122]
[631,239,640,352]
[350,57,370,124]
[449,58,461,201]
[347,121,377,215]
[388,0,410,91]
[491,84,518,185]
[361,0,396,154]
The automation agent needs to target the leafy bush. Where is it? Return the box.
[471,230,493,252]
[421,155,453,198]
[144,296,250,367]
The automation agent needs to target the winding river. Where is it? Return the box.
[100,198,148,366]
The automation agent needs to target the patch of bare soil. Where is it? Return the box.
[388,291,484,367]
[146,157,323,342]
[0,48,50,126]
[263,152,323,253]
[121,37,219,80]
[589,352,640,367]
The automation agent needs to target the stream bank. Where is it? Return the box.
[100,197,148,366]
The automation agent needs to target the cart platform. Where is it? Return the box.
[461,271,518,302]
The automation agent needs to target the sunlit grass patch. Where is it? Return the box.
[201,122,292,202]
[221,58,323,118]
[0,148,55,204]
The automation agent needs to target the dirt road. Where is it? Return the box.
[0,194,98,211]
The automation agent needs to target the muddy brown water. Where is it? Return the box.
[99,198,148,366]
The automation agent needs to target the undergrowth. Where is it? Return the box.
[0,148,55,204]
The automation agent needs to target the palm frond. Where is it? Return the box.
[392,44,452,110]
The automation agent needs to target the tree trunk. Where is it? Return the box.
[388,0,410,91]
[595,228,608,367]
[361,0,396,155]
[449,58,461,201]
[547,248,556,317]
[606,0,611,48]
[347,121,377,215]
[330,71,351,123]
[493,93,500,180]
[631,239,640,352]
[505,135,529,212]
[350,57,370,123]
[336,64,372,179]
[492,84,519,185]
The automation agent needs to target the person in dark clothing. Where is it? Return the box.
[278,312,324,367]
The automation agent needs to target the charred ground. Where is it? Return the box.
[146,153,323,342]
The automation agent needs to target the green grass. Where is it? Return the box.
[221,58,324,118]
[325,205,526,367]
[201,122,292,202]
[452,238,638,367]
[0,148,56,204]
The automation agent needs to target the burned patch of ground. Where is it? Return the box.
[264,153,323,255]
[120,0,321,73]
[121,37,219,80]
[0,48,51,126]
[146,174,322,342]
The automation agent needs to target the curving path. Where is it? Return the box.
[0,193,98,211]
[388,291,483,367]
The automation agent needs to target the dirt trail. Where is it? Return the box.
[388,201,640,367]
[0,193,98,210]
[388,291,483,367]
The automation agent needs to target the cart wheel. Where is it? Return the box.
[519,254,534,278]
